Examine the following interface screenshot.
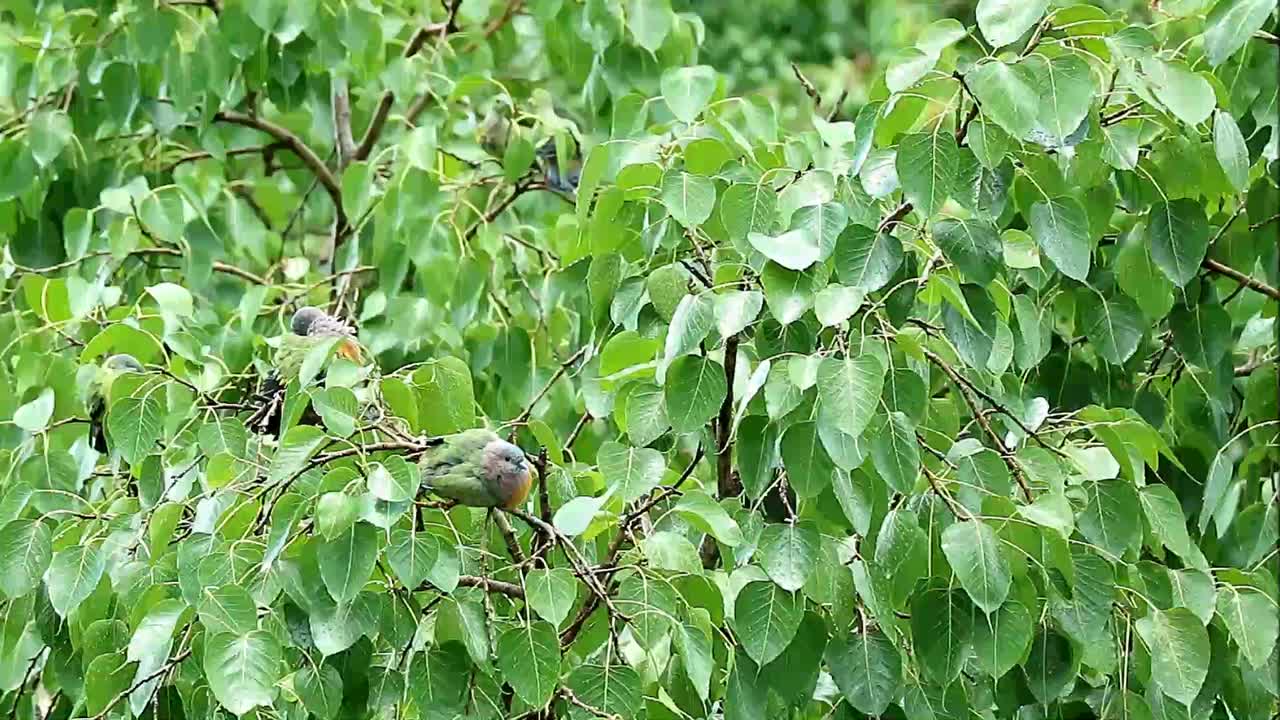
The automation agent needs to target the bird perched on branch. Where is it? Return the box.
[537,138,581,194]
[87,354,144,452]
[252,306,366,436]
[419,429,533,509]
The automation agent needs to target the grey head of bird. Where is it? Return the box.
[290,306,328,336]
[482,439,533,508]
[104,354,144,373]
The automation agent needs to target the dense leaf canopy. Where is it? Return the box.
[1,1,1278,719]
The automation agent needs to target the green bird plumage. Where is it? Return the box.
[87,354,143,452]
[255,307,366,436]
[419,429,533,509]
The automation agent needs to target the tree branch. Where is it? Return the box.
[214,110,345,226]
[332,76,357,169]
[455,574,525,599]
[716,335,741,497]
[1202,258,1280,301]
[922,348,1034,502]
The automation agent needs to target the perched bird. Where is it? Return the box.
[253,306,365,436]
[537,139,581,194]
[87,354,144,452]
[419,429,533,509]
[478,105,511,157]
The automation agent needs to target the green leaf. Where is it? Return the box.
[1204,0,1276,66]
[816,354,885,440]
[598,441,667,503]
[1139,484,1199,567]
[759,522,821,591]
[1146,199,1210,286]
[412,357,476,435]
[0,519,52,598]
[1029,196,1091,281]
[1171,301,1232,369]
[971,600,1033,678]
[1213,110,1250,191]
[660,170,716,228]
[1140,58,1215,126]
[1083,291,1145,364]
[761,262,821,325]
[13,388,55,432]
[29,110,73,166]
[1078,480,1142,559]
[85,653,136,716]
[661,65,717,123]
[714,290,764,337]
[386,527,441,590]
[676,490,744,547]
[720,183,777,240]
[198,585,258,636]
[748,229,821,271]
[566,664,643,719]
[976,0,1048,48]
[204,630,282,716]
[341,161,376,220]
[526,568,577,627]
[896,132,960,219]
[318,522,379,603]
[294,664,343,720]
[627,0,673,51]
[1032,53,1096,144]
[145,282,194,318]
[45,542,106,617]
[663,293,715,366]
[934,217,1002,284]
[665,355,727,434]
[941,520,1012,614]
[497,621,561,706]
[968,59,1041,139]
[733,581,803,666]
[789,202,847,260]
[834,224,903,292]
[107,392,166,464]
[870,412,920,494]
[1024,629,1077,704]
[813,284,865,327]
[267,426,328,485]
[1135,608,1210,705]
[782,421,836,498]
[825,629,902,715]
[1216,584,1279,669]
[367,457,416,503]
[911,588,974,684]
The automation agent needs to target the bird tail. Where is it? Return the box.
[89,398,108,453]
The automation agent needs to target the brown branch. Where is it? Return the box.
[455,574,525,599]
[214,110,345,225]
[716,335,741,497]
[462,178,536,243]
[165,0,220,13]
[1202,258,1280,301]
[560,447,705,648]
[922,348,1033,502]
[481,0,525,40]
[790,63,821,108]
[164,142,286,171]
[491,509,528,566]
[87,648,193,720]
[332,77,357,168]
[534,447,553,526]
[511,345,589,426]
[17,247,270,285]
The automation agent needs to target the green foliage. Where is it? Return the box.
[1,1,1278,720]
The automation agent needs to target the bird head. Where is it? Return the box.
[104,354,144,373]
[290,306,362,363]
[290,306,327,336]
[482,439,533,509]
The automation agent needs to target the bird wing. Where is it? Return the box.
[419,430,502,506]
